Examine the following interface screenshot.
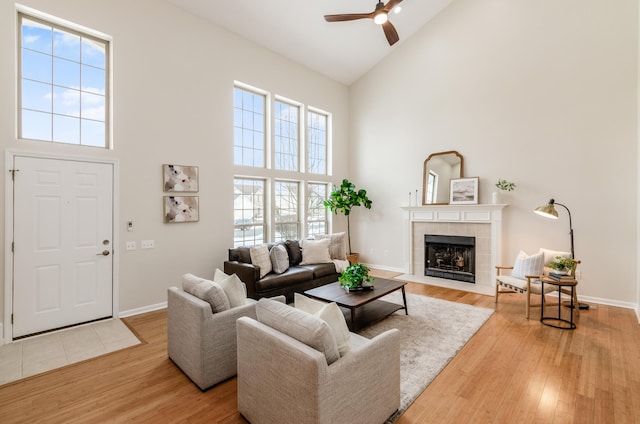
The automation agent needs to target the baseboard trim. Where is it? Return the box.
[119,301,167,318]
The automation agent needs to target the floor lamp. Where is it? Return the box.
[534,199,588,309]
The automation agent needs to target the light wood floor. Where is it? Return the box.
[1,270,639,423]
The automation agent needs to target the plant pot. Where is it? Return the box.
[346,253,360,264]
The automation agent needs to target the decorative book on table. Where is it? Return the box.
[548,272,575,281]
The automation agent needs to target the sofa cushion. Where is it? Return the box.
[229,246,252,263]
[256,266,314,292]
[284,239,303,265]
[181,273,230,313]
[299,263,339,279]
[269,244,290,274]
[250,244,273,278]
[313,232,347,260]
[300,239,332,265]
[256,298,340,365]
[294,293,351,356]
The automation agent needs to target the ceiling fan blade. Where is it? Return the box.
[382,21,400,46]
[324,13,374,23]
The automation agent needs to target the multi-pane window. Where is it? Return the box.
[274,101,299,171]
[307,182,328,236]
[307,111,327,175]
[234,87,266,167]
[233,178,266,247]
[274,180,300,242]
[19,13,109,147]
[233,83,332,245]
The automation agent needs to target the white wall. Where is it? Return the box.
[0,0,349,329]
[350,0,639,305]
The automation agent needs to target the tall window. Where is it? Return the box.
[274,100,299,171]
[233,83,331,245]
[19,12,109,147]
[234,87,266,167]
[307,182,328,236]
[307,110,327,174]
[274,180,299,242]
[233,178,266,247]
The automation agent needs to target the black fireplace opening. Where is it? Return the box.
[424,234,476,283]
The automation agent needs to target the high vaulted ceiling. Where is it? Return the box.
[167,0,456,85]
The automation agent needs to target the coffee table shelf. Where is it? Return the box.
[304,278,408,331]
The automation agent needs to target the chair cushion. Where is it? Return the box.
[181,273,230,313]
[250,244,273,278]
[313,232,347,260]
[256,298,340,365]
[294,293,351,356]
[300,239,332,265]
[511,250,544,280]
[269,244,290,274]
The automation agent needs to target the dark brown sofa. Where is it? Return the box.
[223,240,339,302]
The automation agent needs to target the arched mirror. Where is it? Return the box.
[422,151,463,205]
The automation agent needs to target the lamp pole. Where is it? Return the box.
[551,200,575,259]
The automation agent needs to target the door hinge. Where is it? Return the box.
[11,242,14,253]
[11,314,13,324]
[8,169,19,181]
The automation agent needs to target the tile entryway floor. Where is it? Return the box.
[0,319,140,386]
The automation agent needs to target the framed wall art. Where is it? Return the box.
[164,196,199,223]
[449,177,479,205]
[163,164,199,192]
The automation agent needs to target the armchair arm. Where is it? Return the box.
[325,329,401,423]
[224,261,261,299]
[496,265,513,276]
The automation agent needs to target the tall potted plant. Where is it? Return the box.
[324,179,373,263]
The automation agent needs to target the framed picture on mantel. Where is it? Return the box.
[450,177,479,205]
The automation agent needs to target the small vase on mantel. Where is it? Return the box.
[492,191,501,204]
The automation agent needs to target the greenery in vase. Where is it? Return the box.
[495,179,516,192]
[548,256,576,272]
[324,179,373,254]
[339,263,374,289]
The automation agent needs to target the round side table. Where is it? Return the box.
[540,276,577,330]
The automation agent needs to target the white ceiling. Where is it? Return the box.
[167,0,456,85]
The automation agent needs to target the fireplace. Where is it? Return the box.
[424,234,475,283]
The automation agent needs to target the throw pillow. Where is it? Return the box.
[214,268,248,298]
[314,232,347,260]
[250,244,272,278]
[217,273,246,308]
[256,298,340,365]
[284,239,303,265]
[269,244,290,274]
[294,293,351,356]
[300,239,332,265]
[511,250,544,280]
[181,273,230,313]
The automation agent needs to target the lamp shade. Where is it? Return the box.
[534,201,558,219]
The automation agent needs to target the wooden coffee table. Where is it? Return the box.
[304,278,408,331]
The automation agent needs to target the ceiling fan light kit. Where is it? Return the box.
[324,0,404,46]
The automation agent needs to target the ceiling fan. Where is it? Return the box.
[324,0,404,46]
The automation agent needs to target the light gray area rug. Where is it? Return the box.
[356,292,494,423]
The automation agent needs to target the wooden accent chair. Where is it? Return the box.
[495,248,580,319]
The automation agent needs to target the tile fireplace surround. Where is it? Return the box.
[401,204,507,295]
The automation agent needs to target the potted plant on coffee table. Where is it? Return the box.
[339,263,375,292]
[323,179,373,264]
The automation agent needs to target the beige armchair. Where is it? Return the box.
[236,299,401,424]
[167,287,263,390]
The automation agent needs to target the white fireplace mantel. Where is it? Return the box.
[401,204,508,295]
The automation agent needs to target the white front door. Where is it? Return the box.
[12,156,114,338]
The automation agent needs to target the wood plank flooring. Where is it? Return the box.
[0,269,638,423]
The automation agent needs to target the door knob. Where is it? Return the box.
[97,250,110,256]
